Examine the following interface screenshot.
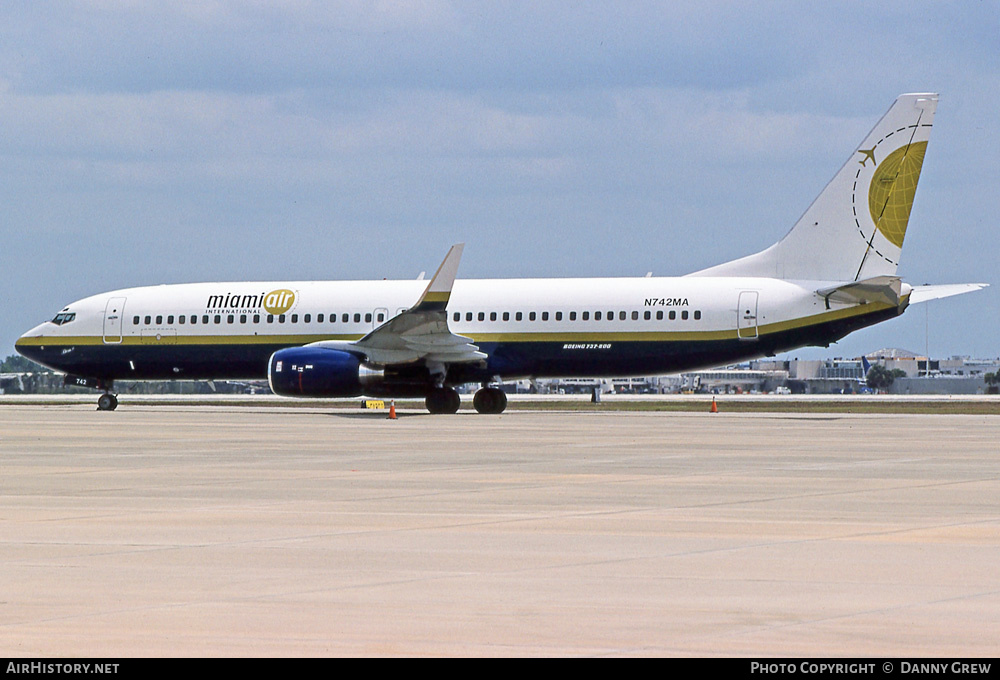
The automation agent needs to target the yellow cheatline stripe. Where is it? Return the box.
[15,300,900,348]
[469,329,734,342]
[15,334,363,347]
[761,300,897,334]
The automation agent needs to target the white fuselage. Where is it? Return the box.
[16,275,905,384]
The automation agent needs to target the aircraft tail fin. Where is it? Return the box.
[690,93,938,282]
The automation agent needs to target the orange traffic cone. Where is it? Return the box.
[710,396,718,414]
[388,400,397,420]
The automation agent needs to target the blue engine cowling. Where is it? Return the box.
[267,347,384,397]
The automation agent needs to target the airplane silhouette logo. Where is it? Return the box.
[858,147,877,167]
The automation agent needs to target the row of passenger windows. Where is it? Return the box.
[134,312,387,326]
[133,308,703,327]
[453,309,702,322]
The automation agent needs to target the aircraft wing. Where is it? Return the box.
[307,244,487,366]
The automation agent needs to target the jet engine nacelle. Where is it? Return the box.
[267,347,384,398]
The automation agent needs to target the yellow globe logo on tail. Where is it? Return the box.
[868,141,927,248]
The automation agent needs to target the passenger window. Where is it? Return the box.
[694,310,701,320]
[190,315,197,325]
[179,315,186,324]
[503,312,510,321]
[656,311,663,321]
[644,311,651,320]
[291,314,298,323]
[466,312,473,321]
[156,315,163,325]
[454,312,461,322]
[669,311,676,320]
[490,312,497,321]
[279,314,286,323]
[594,311,601,321]
[609,312,615,322]
[267,314,274,323]
[516,312,523,321]
[365,313,372,323]
[227,315,234,324]
[144,315,151,325]
[167,315,174,324]
[304,314,311,323]
[631,311,639,321]
[529,312,536,321]
[377,312,385,322]
[582,311,589,321]
[555,312,562,321]
[681,310,689,320]
[317,314,324,323]
[240,314,247,323]
[253,314,260,323]
[478,312,485,321]
[342,314,349,323]
[133,316,140,325]
[203,315,209,324]
[353,313,361,323]
[569,311,576,321]
[214,315,221,324]
[619,311,626,321]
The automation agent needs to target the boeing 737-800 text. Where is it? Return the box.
[16,93,985,413]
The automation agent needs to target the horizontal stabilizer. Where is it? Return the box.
[908,283,988,304]
[816,276,902,307]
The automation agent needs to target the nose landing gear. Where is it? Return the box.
[64,375,119,411]
[97,393,119,411]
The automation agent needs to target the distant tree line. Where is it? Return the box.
[0,354,43,373]
[985,371,1000,395]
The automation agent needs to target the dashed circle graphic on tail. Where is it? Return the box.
[852,132,929,266]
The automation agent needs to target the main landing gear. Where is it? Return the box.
[424,386,508,414]
[425,386,461,414]
[473,386,507,414]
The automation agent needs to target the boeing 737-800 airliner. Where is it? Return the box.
[15,93,986,413]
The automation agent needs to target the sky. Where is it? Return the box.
[2,1,998,362]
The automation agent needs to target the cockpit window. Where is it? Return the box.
[51,312,76,325]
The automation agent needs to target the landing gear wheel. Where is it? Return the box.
[473,387,507,414]
[425,386,461,414]
[97,393,118,411]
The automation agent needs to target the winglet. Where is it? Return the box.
[411,243,464,312]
